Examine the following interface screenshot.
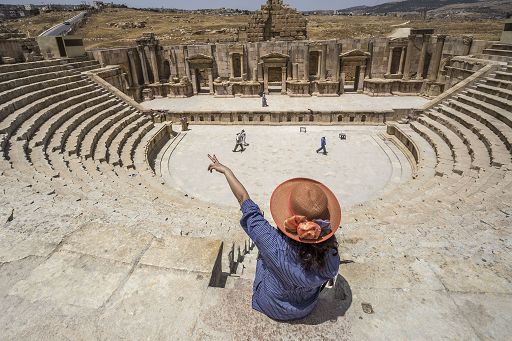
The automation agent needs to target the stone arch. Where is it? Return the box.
[238,114,242,122]
[210,115,215,122]
[337,115,343,122]
[259,115,264,122]
[361,115,367,123]
[309,114,314,122]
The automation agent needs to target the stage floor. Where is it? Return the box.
[141,93,429,113]
[158,125,412,211]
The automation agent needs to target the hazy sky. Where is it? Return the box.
[0,0,393,11]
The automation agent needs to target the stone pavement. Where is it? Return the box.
[142,93,429,113]
[159,125,411,211]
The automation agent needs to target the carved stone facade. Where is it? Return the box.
[87,27,494,101]
[247,0,307,42]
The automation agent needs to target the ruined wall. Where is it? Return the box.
[247,0,307,42]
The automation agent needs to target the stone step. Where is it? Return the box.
[476,83,512,102]
[416,115,471,175]
[31,90,109,149]
[441,102,511,167]
[456,93,512,131]
[50,97,120,153]
[0,58,66,77]
[105,115,151,164]
[0,81,90,156]
[426,109,490,171]
[118,120,155,168]
[465,88,512,113]
[494,70,512,81]
[15,84,98,143]
[80,107,136,160]
[491,43,512,51]
[482,48,512,58]
[66,103,127,157]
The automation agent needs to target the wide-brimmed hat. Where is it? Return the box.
[270,178,341,244]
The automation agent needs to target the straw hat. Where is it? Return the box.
[270,178,341,244]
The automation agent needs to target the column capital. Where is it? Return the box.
[462,35,473,46]
[436,34,447,43]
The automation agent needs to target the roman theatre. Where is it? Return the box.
[0,0,511,339]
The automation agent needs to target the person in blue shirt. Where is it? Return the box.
[208,154,341,321]
[316,136,327,155]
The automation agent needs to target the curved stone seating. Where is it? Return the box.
[117,120,155,168]
[439,102,510,167]
[52,98,119,152]
[80,107,136,160]
[65,103,128,157]
[425,109,490,171]
[455,95,512,150]
[409,120,457,176]
[90,109,140,162]
[106,115,152,164]
[0,81,90,157]
[31,90,108,149]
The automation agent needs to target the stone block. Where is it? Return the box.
[9,250,131,309]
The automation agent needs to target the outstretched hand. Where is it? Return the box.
[208,154,230,174]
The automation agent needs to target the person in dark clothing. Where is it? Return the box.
[316,136,327,155]
[233,132,245,152]
[262,93,269,107]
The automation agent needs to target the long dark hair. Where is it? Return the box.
[284,232,339,271]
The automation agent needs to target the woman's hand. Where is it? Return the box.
[208,154,230,174]
[207,154,249,205]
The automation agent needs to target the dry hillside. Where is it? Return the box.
[3,8,504,49]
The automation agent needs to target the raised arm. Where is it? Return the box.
[208,154,250,205]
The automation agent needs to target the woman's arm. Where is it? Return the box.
[208,154,250,205]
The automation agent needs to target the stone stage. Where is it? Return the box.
[157,125,412,212]
[141,93,429,113]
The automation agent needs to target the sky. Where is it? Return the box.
[0,0,394,11]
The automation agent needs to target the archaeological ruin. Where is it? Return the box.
[0,0,511,339]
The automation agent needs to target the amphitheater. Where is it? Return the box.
[0,1,511,340]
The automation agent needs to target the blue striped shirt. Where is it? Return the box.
[240,199,340,321]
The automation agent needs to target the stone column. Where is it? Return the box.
[416,35,430,80]
[385,46,394,76]
[428,34,446,81]
[191,68,198,94]
[339,60,345,94]
[403,34,415,80]
[320,45,327,80]
[137,47,149,85]
[241,54,245,76]
[281,66,287,94]
[127,50,139,87]
[303,46,309,81]
[293,63,299,80]
[229,53,235,78]
[263,66,269,94]
[252,66,258,82]
[357,65,366,93]
[462,35,473,55]
[207,68,214,95]
[149,45,160,83]
[398,46,406,75]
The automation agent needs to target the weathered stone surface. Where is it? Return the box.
[140,235,222,274]
[0,229,57,263]
[97,266,210,340]
[9,250,131,309]
[62,223,154,264]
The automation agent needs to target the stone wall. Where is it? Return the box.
[247,0,307,42]
[87,32,500,101]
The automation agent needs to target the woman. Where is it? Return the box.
[208,154,341,321]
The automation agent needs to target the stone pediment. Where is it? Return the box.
[261,52,289,63]
[340,49,370,58]
[186,54,214,66]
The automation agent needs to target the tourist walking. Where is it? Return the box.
[240,129,249,146]
[233,131,245,152]
[316,136,327,155]
[262,93,269,107]
[207,154,340,321]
